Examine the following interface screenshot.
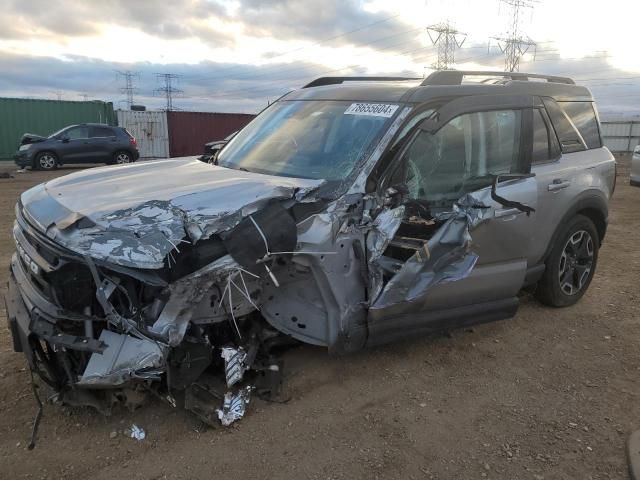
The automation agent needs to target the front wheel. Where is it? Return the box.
[113,151,133,164]
[35,152,58,170]
[535,215,599,307]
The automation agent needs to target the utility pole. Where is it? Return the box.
[116,70,139,109]
[427,22,466,71]
[154,73,183,111]
[78,93,89,101]
[492,0,536,72]
[50,91,63,101]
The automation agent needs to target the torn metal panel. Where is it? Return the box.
[366,206,405,302]
[371,195,491,309]
[260,201,368,352]
[150,260,260,345]
[78,330,165,387]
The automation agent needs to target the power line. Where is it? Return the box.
[426,22,466,70]
[492,0,537,72]
[154,73,183,111]
[116,70,139,109]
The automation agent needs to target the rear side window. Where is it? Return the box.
[542,98,584,154]
[89,126,114,138]
[558,102,602,149]
[532,109,560,164]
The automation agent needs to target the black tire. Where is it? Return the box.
[34,151,58,170]
[536,214,599,307]
[113,150,133,165]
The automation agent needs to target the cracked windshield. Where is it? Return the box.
[217,100,399,180]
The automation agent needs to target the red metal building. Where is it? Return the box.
[167,111,255,157]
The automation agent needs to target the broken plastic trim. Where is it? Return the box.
[217,386,253,426]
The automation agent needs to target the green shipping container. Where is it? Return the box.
[0,97,116,161]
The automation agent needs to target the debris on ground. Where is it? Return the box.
[125,424,146,441]
[217,386,253,427]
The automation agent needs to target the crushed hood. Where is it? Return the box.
[20,133,47,145]
[20,158,322,268]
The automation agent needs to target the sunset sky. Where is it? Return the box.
[1,0,638,115]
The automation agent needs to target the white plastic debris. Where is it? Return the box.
[216,386,252,427]
[126,424,146,441]
[220,347,248,388]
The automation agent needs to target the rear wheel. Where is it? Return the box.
[114,151,133,164]
[536,215,599,307]
[35,152,58,170]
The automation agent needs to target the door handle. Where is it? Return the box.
[548,180,570,192]
[494,207,523,218]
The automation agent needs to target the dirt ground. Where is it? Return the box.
[0,156,638,480]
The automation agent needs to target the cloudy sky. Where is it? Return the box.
[1,0,639,115]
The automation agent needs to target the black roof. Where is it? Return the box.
[284,71,593,104]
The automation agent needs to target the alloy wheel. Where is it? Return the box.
[116,153,131,164]
[39,154,56,169]
[558,230,594,295]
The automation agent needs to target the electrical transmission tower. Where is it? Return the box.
[154,73,183,111]
[116,70,139,109]
[427,22,466,71]
[492,0,536,72]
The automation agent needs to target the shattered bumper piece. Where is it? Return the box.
[221,346,248,388]
[78,330,166,387]
[217,386,253,427]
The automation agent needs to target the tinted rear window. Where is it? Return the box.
[558,101,602,149]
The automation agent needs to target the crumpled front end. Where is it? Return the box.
[5,158,496,427]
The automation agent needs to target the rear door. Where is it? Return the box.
[367,94,541,345]
[88,126,118,162]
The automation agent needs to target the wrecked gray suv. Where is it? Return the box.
[5,71,615,427]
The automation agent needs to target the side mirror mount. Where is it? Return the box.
[383,184,409,207]
[60,136,69,143]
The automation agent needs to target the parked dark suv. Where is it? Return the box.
[14,123,139,170]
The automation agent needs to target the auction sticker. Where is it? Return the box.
[344,103,399,118]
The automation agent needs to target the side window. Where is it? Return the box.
[558,102,602,149]
[90,126,114,138]
[532,109,559,164]
[65,126,88,140]
[403,109,523,202]
[542,98,585,153]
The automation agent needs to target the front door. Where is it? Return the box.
[366,94,541,345]
[56,126,94,162]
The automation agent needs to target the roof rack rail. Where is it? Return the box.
[421,70,575,86]
[303,76,422,89]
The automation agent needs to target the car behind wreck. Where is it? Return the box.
[5,71,615,426]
